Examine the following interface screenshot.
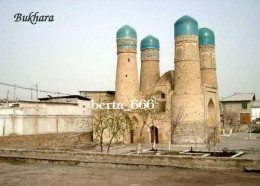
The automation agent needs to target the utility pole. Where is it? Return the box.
[31,88,33,101]
[6,90,9,108]
[36,83,38,100]
[31,84,39,108]
[32,84,39,101]
[36,83,39,108]
[14,84,16,100]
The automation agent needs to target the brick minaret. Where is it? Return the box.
[199,28,220,128]
[199,28,218,88]
[115,25,139,107]
[172,15,205,144]
[140,35,160,93]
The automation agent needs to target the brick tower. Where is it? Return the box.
[140,35,160,93]
[172,15,205,143]
[199,28,218,88]
[199,28,220,128]
[115,25,139,106]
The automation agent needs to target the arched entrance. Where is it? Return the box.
[207,99,216,127]
[150,126,158,143]
[128,115,139,144]
[130,129,134,143]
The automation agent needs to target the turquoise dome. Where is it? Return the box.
[199,28,215,45]
[141,35,160,50]
[174,15,198,37]
[116,25,137,40]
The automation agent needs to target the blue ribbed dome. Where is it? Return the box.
[116,25,137,40]
[174,15,198,37]
[141,35,159,50]
[199,28,215,45]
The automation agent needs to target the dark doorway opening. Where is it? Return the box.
[150,126,158,143]
[130,129,134,143]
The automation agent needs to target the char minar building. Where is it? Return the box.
[82,15,220,144]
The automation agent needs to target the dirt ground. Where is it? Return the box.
[0,161,259,186]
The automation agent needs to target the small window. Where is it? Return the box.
[242,103,247,109]
[161,93,165,99]
[128,58,130,62]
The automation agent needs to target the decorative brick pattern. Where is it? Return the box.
[200,45,216,69]
[175,35,199,62]
[141,49,159,61]
[140,49,160,92]
[117,38,137,51]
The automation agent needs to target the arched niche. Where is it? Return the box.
[153,90,166,112]
[207,99,216,127]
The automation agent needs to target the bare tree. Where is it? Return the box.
[222,108,238,134]
[106,110,133,153]
[92,109,109,153]
[204,115,220,156]
[205,126,219,155]
[247,121,253,139]
[93,108,134,153]
[134,108,150,144]
[170,105,185,143]
[150,101,169,149]
[132,93,161,143]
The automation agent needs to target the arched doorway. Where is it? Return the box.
[150,126,159,143]
[207,99,216,127]
[130,129,134,144]
[128,115,138,144]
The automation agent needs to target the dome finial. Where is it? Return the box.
[141,35,160,50]
[199,28,215,45]
[174,15,198,37]
[116,25,137,40]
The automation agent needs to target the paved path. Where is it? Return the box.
[0,161,260,186]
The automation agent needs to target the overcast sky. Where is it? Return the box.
[0,0,259,101]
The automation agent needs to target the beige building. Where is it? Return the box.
[82,15,220,144]
[220,93,256,124]
[0,95,92,136]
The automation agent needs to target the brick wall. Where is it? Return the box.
[0,132,93,149]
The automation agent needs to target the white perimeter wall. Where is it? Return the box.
[0,101,92,136]
[252,108,260,120]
